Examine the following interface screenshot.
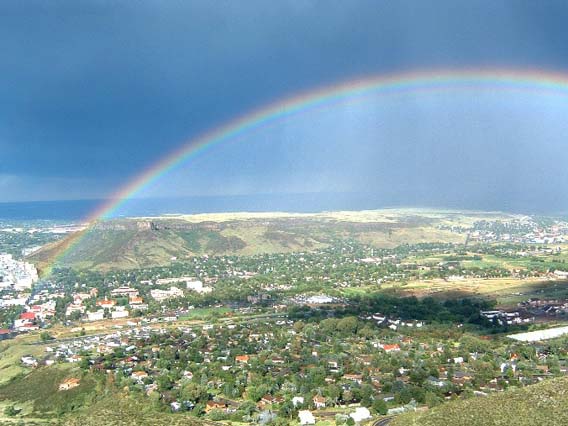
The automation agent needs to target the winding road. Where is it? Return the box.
[373,417,394,426]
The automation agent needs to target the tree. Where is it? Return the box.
[180,382,208,403]
[337,316,358,334]
[40,331,53,342]
[4,405,20,417]
[372,398,388,415]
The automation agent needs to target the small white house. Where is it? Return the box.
[350,407,372,423]
[87,310,105,322]
[292,396,305,407]
[298,410,316,425]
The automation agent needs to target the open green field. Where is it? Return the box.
[179,307,232,320]
[360,272,568,306]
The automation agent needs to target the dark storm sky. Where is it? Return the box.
[2,0,568,208]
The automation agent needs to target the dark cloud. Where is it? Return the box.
[1,0,568,206]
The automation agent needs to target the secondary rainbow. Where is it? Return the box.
[44,68,568,273]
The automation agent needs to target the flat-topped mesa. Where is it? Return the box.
[91,220,158,231]
[89,219,218,232]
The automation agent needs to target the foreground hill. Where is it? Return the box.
[0,363,203,425]
[28,209,508,271]
[61,397,203,426]
[393,376,568,426]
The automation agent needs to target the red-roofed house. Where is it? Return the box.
[20,312,36,321]
[96,298,116,309]
[382,344,400,353]
[235,355,250,364]
[312,395,326,409]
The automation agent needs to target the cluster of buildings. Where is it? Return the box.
[363,313,425,330]
[518,297,568,317]
[150,286,184,302]
[290,294,342,305]
[480,310,533,326]
[463,218,568,245]
[148,278,212,302]
[12,301,568,425]
[0,253,38,293]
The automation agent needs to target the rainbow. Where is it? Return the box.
[44,68,568,273]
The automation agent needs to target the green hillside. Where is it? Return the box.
[0,365,99,423]
[29,210,470,271]
[393,377,568,426]
[0,365,203,426]
[61,397,203,426]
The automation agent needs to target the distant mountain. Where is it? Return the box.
[29,209,495,271]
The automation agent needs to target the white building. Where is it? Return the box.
[292,396,305,407]
[111,286,139,297]
[350,407,372,423]
[150,287,184,301]
[87,310,105,322]
[298,410,316,425]
[0,253,38,291]
[111,307,129,319]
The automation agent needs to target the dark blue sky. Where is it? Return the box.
[2,1,568,211]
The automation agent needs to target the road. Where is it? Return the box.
[373,417,394,426]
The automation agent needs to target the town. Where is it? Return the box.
[1,215,568,425]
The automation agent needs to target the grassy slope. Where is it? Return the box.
[61,396,204,426]
[0,364,204,425]
[0,341,45,386]
[0,366,99,417]
[393,377,568,426]
[29,209,489,271]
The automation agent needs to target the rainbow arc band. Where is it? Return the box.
[45,68,568,273]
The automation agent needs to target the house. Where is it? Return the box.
[343,373,363,384]
[66,303,85,317]
[131,371,149,382]
[382,344,401,352]
[271,356,285,364]
[235,355,250,364]
[451,371,474,386]
[292,396,305,407]
[150,287,183,301]
[536,365,550,374]
[19,312,36,321]
[427,376,447,387]
[96,298,116,309]
[20,356,37,367]
[298,410,316,425]
[129,296,144,305]
[312,395,326,409]
[59,378,80,391]
[205,400,228,413]
[87,310,105,322]
[350,407,372,423]
[111,308,129,319]
[260,394,275,405]
[111,286,139,297]
[0,329,12,340]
